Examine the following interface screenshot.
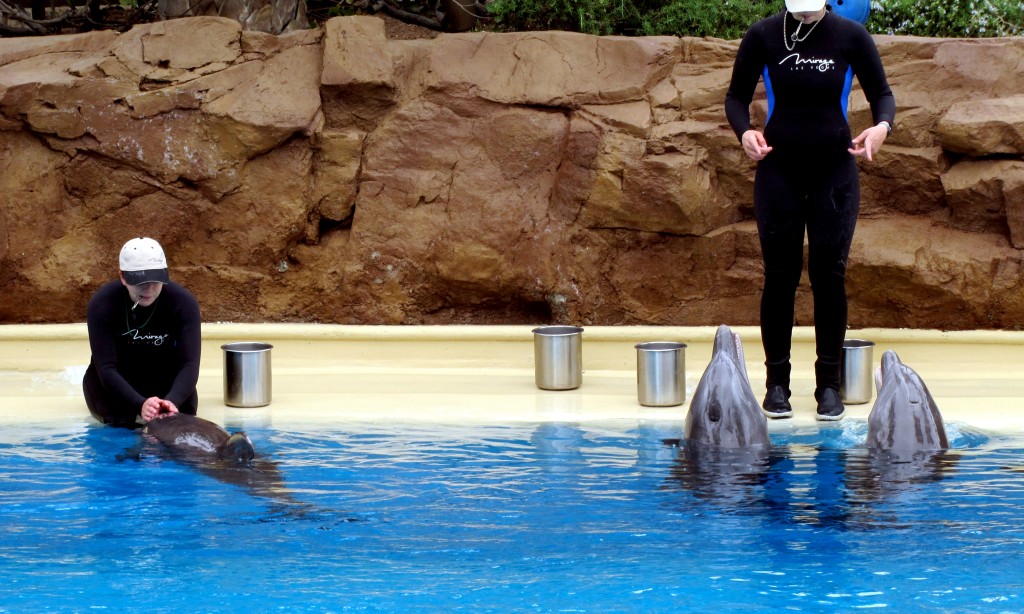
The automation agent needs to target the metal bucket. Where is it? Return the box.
[840,339,874,404]
[532,326,583,390]
[635,341,687,407]
[222,342,273,407]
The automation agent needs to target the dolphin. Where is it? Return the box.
[140,412,302,512]
[848,350,955,506]
[683,325,770,449]
[143,412,256,462]
[866,350,949,452]
[668,326,773,505]
[131,413,358,523]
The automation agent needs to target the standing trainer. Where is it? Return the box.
[83,237,202,428]
[724,0,895,421]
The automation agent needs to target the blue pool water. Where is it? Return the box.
[0,419,1022,612]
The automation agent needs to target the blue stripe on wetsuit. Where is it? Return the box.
[763,66,775,124]
[840,67,854,119]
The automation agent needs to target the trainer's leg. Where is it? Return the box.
[82,365,140,429]
[755,156,807,394]
[806,156,860,394]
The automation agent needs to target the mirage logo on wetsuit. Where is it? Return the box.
[123,329,170,346]
[780,53,835,72]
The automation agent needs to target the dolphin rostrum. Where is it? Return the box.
[866,350,949,451]
[684,325,770,449]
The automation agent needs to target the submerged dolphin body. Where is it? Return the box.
[684,325,770,449]
[134,414,358,524]
[845,350,955,505]
[866,350,949,452]
[141,413,300,511]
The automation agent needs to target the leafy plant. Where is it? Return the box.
[639,0,777,39]
[868,0,1023,37]
[486,0,637,35]
[486,0,1023,38]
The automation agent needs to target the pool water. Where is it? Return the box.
[1,419,1022,612]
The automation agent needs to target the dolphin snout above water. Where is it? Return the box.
[684,325,770,449]
[867,350,948,451]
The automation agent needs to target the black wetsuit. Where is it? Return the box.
[724,9,895,395]
[83,281,202,428]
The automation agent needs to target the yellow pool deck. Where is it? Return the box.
[1,323,1023,434]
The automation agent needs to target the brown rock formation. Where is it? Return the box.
[0,17,1022,330]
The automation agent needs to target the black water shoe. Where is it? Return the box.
[815,387,846,421]
[762,385,793,419]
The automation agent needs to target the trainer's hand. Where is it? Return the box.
[741,129,773,161]
[849,124,889,161]
[140,398,178,422]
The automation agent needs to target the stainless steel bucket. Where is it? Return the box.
[840,338,874,404]
[532,326,583,390]
[222,342,273,407]
[635,341,687,407]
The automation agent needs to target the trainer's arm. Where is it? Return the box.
[163,290,202,408]
[87,291,147,411]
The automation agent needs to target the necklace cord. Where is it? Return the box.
[784,10,825,51]
[126,299,157,332]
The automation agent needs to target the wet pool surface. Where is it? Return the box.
[3,324,1024,611]
[1,419,1022,612]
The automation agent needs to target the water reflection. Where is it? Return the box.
[530,422,585,458]
[660,426,963,532]
[761,443,858,529]
[662,439,776,509]
[529,422,587,478]
[844,448,960,504]
[635,420,680,475]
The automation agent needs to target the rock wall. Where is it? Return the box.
[1,16,1022,329]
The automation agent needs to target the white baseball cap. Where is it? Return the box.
[786,0,826,12]
[119,237,170,285]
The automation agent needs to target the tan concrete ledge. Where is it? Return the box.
[1,323,1022,434]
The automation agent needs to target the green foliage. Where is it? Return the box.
[868,0,1023,37]
[325,0,363,17]
[485,0,640,35]
[638,0,777,39]
[485,0,780,37]
[485,0,774,36]
[486,0,1023,38]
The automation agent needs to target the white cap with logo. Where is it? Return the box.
[119,237,170,285]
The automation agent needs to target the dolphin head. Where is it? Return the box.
[867,350,948,451]
[876,350,924,406]
[684,325,769,449]
[220,432,256,463]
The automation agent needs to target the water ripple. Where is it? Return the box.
[0,420,1022,612]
